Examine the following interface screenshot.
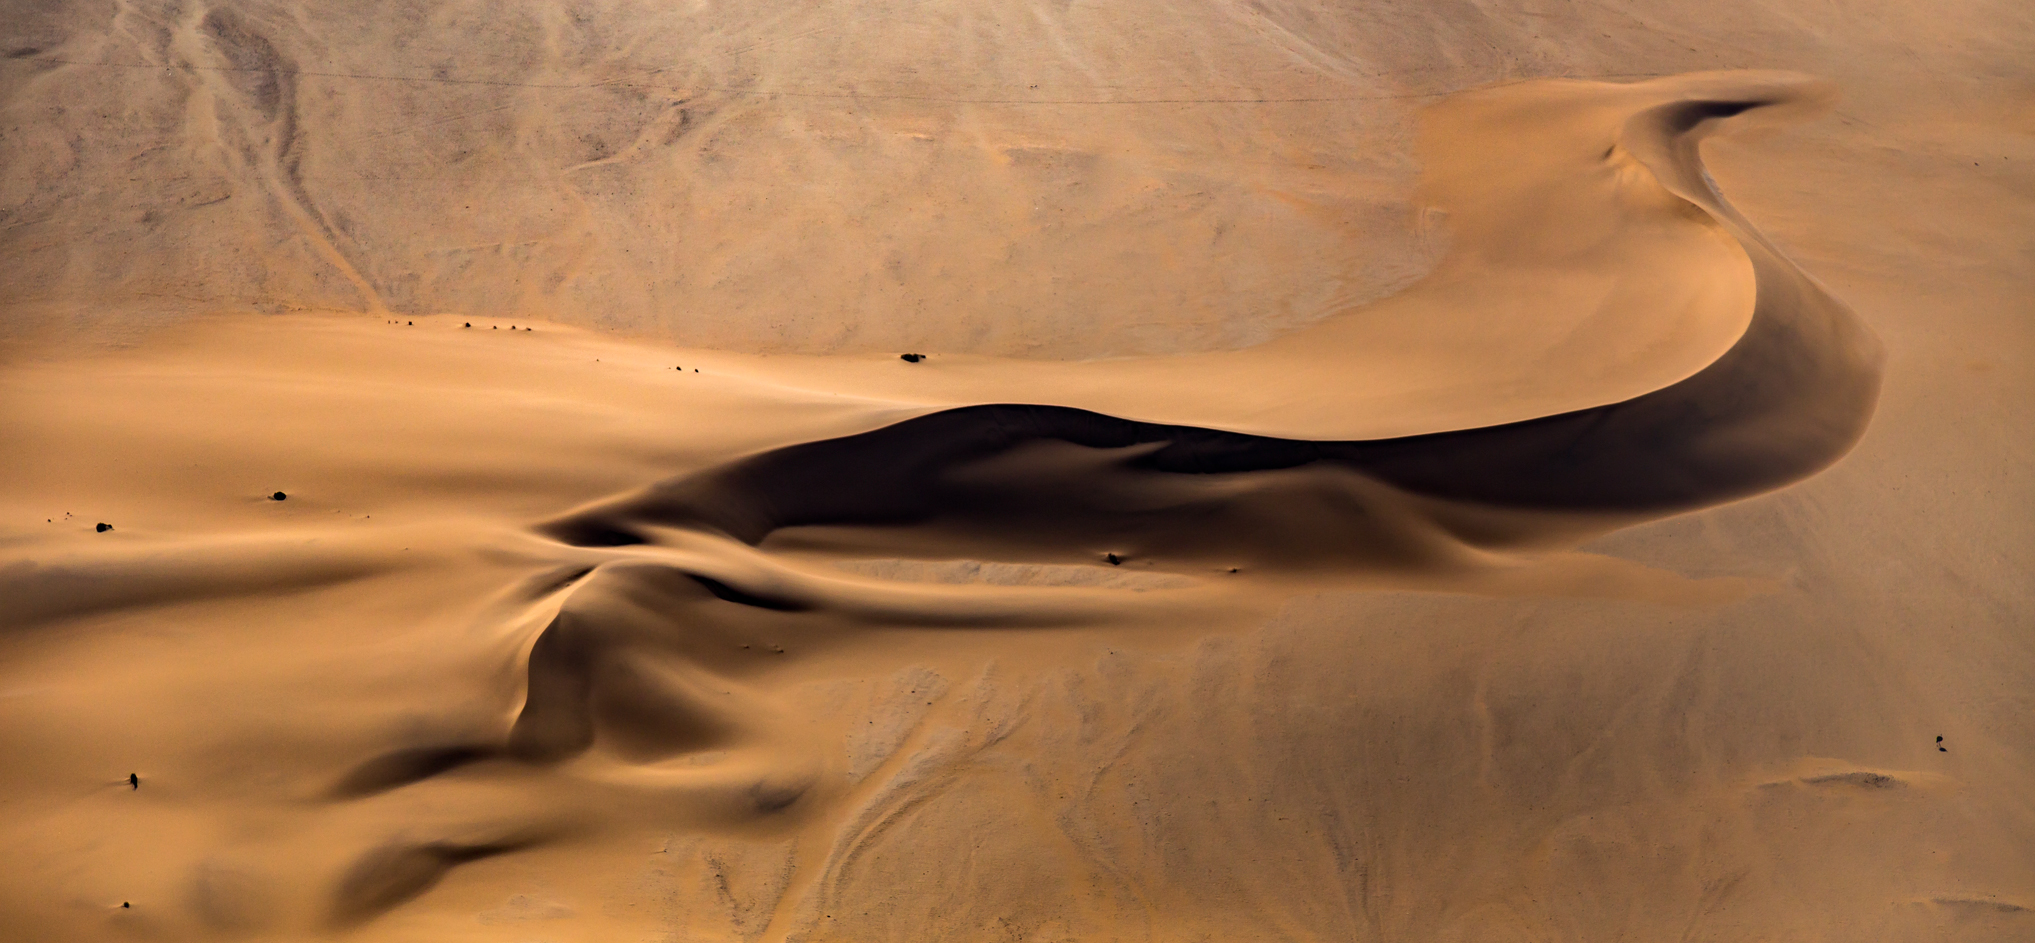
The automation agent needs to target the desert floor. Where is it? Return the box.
[2,1,2031,941]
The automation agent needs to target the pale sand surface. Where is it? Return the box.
[3,2,2033,941]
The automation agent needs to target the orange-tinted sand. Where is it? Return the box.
[2,2,2031,941]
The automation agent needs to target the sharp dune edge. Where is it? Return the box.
[2,2,2032,942]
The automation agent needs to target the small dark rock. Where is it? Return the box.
[122,902,130,909]
[271,491,288,501]
[96,522,112,533]
[463,322,471,328]
[899,353,924,363]
[129,773,138,789]
[1105,553,1121,565]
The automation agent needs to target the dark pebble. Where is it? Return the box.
[900,353,923,363]
[271,491,287,501]
[96,522,112,533]
[1105,553,1121,565]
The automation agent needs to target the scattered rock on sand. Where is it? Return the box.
[900,353,924,363]
[95,522,112,532]
[272,491,288,501]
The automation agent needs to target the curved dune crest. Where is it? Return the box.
[682,71,1869,444]
[548,71,1884,568]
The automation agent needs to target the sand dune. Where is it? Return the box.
[3,1,2032,941]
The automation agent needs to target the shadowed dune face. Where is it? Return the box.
[546,73,1884,563]
[1,44,2027,941]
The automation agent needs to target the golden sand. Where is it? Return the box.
[2,2,2030,940]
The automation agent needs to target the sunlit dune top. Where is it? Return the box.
[671,72,1833,441]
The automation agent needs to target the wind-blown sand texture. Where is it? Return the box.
[3,1,2032,941]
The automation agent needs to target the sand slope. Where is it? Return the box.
[3,2,2033,942]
